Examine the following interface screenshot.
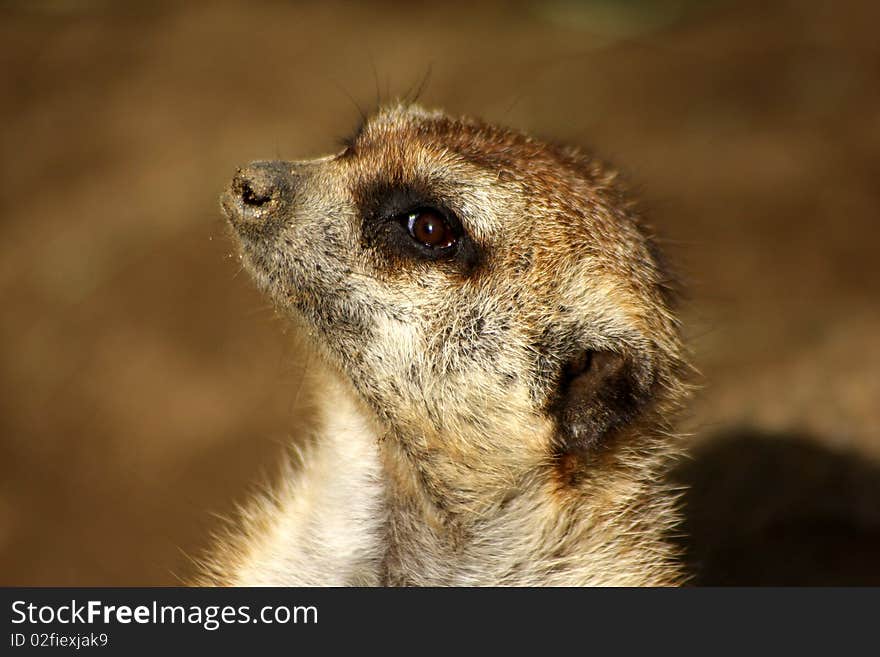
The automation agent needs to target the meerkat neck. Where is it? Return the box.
[211,376,680,586]
[375,429,681,585]
[366,383,556,521]
[376,422,541,512]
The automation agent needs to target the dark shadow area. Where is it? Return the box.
[673,431,880,585]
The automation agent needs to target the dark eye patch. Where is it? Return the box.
[355,180,483,275]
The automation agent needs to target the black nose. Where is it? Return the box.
[234,166,275,207]
[222,161,290,227]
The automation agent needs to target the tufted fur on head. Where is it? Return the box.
[198,104,691,586]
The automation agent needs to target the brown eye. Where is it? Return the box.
[407,210,457,249]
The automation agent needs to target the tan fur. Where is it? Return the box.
[198,105,690,586]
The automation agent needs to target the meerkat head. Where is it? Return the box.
[222,104,686,512]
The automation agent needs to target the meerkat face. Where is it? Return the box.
[222,105,684,466]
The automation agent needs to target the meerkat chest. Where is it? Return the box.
[226,385,386,586]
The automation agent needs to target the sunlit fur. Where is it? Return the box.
[196,105,691,586]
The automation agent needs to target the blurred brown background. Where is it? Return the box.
[1,0,878,585]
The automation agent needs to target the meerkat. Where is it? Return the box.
[199,104,690,586]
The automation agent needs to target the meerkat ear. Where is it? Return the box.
[553,350,654,453]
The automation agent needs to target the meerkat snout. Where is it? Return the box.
[223,161,295,232]
[205,104,690,586]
